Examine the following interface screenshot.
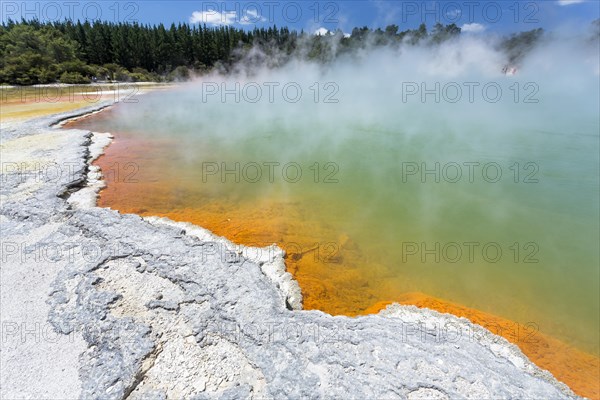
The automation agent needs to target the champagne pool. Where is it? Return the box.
[65,45,599,397]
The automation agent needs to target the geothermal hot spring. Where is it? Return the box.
[67,37,599,393]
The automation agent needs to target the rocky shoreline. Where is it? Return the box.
[0,104,581,399]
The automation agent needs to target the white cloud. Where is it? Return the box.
[239,9,266,25]
[314,27,330,36]
[557,0,585,5]
[190,9,265,26]
[190,10,236,25]
[461,23,486,33]
[313,28,349,37]
[446,8,461,19]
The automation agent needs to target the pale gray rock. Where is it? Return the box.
[0,105,580,400]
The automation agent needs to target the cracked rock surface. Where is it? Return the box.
[0,106,580,399]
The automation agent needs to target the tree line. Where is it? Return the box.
[0,18,549,85]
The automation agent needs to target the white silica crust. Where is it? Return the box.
[144,217,304,311]
[0,104,581,400]
[67,131,113,210]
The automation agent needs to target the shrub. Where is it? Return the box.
[38,66,59,83]
[129,67,161,82]
[166,66,190,82]
[102,63,122,81]
[129,72,147,82]
[59,71,90,84]
[114,69,132,82]
[57,60,91,75]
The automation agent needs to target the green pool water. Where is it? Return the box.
[70,50,600,355]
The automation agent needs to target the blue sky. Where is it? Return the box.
[2,1,598,34]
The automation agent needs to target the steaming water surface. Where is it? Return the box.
[67,43,599,358]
